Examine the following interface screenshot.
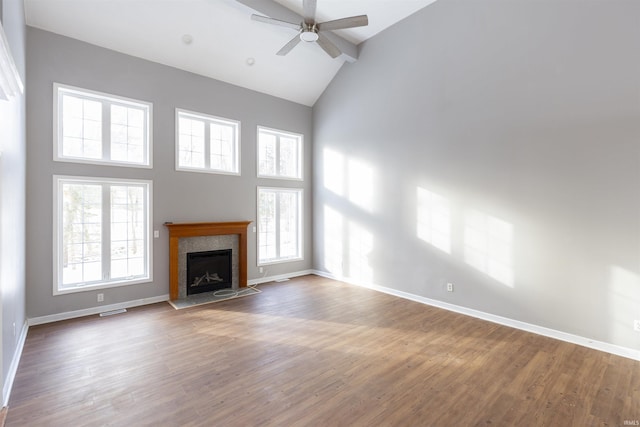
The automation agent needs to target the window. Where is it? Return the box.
[257,187,303,264]
[54,84,152,167]
[257,126,302,180]
[53,175,152,294]
[176,109,240,175]
[0,20,24,100]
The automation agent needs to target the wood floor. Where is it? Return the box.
[7,275,640,426]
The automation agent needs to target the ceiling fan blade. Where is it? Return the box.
[251,14,301,31]
[303,0,317,25]
[316,33,341,58]
[318,15,369,31]
[277,33,302,56]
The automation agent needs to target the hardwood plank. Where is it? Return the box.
[6,275,640,426]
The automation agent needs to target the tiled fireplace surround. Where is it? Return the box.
[164,222,251,300]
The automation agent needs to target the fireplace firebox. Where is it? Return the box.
[186,249,232,295]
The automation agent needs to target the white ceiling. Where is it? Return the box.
[24,0,438,106]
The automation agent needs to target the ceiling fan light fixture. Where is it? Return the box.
[299,31,319,43]
[251,0,368,58]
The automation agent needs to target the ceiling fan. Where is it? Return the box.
[251,0,368,58]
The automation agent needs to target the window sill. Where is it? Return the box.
[257,256,304,267]
[54,276,152,296]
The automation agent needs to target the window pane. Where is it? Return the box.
[128,108,144,125]
[258,133,277,176]
[61,183,103,285]
[176,111,239,174]
[57,86,150,166]
[56,177,150,293]
[210,123,235,172]
[258,128,302,179]
[258,188,302,264]
[279,192,299,258]
[128,257,145,276]
[111,259,128,279]
[110,105,146,164]
[111,104,128,124]
[61,95,103,159]
[178,117,205,168]
[63,95,83,119]
[84,99,102,121]
[64,117,83,138]
[110,185,146,280]
[258,190,277,262]
[279,137,299,178]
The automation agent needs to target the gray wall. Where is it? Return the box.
[0,0,26,402]
[313,0,640,350]
[26,28,313,319]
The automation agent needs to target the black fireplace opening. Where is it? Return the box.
[186,249,232,295]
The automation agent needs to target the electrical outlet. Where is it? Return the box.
[153,230,159,238]
[446,282,454,292]
[634,320,640,332]
[259,267,263,273]
[97,293,104,302]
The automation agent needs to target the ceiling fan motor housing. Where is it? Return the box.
[300,23,319,42]
[251,0,368,58]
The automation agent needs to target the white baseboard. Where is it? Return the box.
[313,270,640,362]
[14,266,635,410]
[27,294,170,326]
[27,271,315,327]
[249,269,314,286]
[26,271,316,326]
[3,320,28,407]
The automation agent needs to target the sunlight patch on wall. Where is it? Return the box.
[322,147,376,212]
[323,148,344,196]
[322,205,374,282]
[348,221,374,282]
[416,187,451,254]
[608,266,640,346]
[464,210,514,287]
[347,158,375,213]
[323,205,344,276]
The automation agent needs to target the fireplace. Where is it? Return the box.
[164,221,251,301]
[186,249,232,295]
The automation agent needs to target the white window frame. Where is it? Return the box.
[257,126,303,180]
[175,108,241,175]
[53,83,153,168]
[257,186,304,265]
[0,21,24,100]
[53,175,153,295]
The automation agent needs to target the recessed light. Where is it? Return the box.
[182,34,193,45]
[246,57,255,66]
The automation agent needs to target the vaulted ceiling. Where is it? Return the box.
[24,0,438,106]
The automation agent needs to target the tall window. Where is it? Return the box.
[53,176,152,294]
[176,109,240,175]
[257,126,302,180]
[54,84,152,167]
[257,187,303,264]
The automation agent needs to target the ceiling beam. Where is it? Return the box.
[235,0,359,62]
